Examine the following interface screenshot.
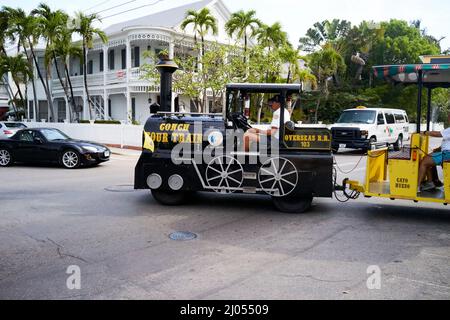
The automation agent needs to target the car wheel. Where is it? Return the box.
[61,150,80,169]
[0,148,12,167]
[151,189,190,206]
[393,135,403,151]
[272,195,313,214]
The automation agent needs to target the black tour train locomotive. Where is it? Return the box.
[134,56,333,213]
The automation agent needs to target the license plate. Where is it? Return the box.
[339,144,347,148]
[104,151,110,157]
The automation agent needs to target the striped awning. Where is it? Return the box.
[373,64,450,88]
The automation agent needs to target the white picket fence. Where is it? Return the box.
[22,121,445,149]
[25,121,144,148]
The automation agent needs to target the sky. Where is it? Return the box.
[2,0,450,50]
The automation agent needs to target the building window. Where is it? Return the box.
[37,57,47,79]
[131,97,136,121]
[109,49,115,70]
[29,100,34,119]
[108,99,111,118]
[88,60,93,74]
[133,46,140,68]
[121,48,126,69]
[100,52,104,72]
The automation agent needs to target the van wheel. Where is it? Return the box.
[393,135,403,151]
[272,195,313,214]
[151,189,189,206]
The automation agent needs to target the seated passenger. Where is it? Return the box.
[243,95,291,152]
[418,112,450,192]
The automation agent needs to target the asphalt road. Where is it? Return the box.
[0,146,449,300]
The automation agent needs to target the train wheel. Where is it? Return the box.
[272,195,313,214]
[259,157,298,197]
[151,189,189,206]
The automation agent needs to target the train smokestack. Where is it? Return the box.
[156,54,179,112]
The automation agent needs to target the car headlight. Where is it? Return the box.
[83,146,98,153]
[361,130,369,138]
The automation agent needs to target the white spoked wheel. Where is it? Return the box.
[259,157,298,197]
[0,149,11,166]
[206,156,243,194]
[62,150,79,169]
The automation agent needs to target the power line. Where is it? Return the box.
[94,0,137,15]
[99,0,165,20]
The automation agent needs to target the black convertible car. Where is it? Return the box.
[0,128,110,168]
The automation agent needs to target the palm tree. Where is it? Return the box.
[2,6,41,121]
[72,12,107,120]
[52,28,82,122]
[181,8,218,57]
[0,10,9,54]
[256,22,288,52]
[225,10,261,61]
[181,8,217,112]
[0,54,33,114]
[279,43,301,83]
[299,19,351,52]
[33,3,69,122]
[308,44,346,123]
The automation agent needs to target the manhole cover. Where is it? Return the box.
[169,231,197,241]
[104,185,135,193]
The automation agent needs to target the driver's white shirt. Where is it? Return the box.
[271,108,291,139]
[441,127,450,151]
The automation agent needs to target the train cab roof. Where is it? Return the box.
[226,83,302,94]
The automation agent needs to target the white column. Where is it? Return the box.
[104,92,108,120]
[83,86,88,120]
[169,41,175,59]
[171,93,177,113]
[126,92,131,124]
[65,96,70,122]
[103,45,108,83]
[126,39,132,75]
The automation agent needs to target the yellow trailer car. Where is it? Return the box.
[345,58,450,205]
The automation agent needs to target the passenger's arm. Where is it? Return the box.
[425,131,443,138]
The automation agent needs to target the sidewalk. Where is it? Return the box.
[108,146,142,157]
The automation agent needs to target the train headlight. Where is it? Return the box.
[147,174,162,189]
[168,174,184,191]
[207,130,223,147]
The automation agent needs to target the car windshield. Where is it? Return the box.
[40,129,70,141]
[5,123,26,128]
[337,110,376,124]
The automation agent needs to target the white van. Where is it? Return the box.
[330,107,409,152]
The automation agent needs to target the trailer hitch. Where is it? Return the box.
[333,178,364,202]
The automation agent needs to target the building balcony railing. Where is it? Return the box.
[129,67,143,81]
[51,67,149,91]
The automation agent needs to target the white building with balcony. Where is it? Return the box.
[27,0,233,124]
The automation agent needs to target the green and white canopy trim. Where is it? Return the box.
[373,63,450,88]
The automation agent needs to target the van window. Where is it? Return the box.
[394,113,405,123]
[404,114,409,123]
[337,110,376,124]
[377,113,385,125]
[385,112,395,124]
